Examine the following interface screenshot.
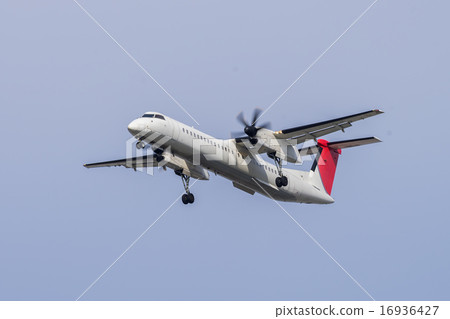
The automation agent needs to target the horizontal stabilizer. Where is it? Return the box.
[298,137,381,155]
[327,137,381,150]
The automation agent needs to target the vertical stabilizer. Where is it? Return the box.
[308,137,381,195]
[311,139,341,195]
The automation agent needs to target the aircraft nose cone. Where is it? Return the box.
[127,120,145,136]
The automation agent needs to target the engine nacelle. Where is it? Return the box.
[163,152,210,180]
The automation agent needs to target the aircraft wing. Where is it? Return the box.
[84,155,158,168]
[84,153,210,180]
[273,109,383,143]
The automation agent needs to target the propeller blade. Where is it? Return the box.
[230,131,244,138]
[251,108,263,126]
[236,111,248,127]
[257,121,271,130]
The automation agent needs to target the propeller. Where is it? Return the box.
[234,108,271,144]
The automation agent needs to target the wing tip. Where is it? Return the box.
[373,136,382,143]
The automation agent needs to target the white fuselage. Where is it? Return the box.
[127,113,334,204]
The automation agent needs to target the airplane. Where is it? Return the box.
[84,109,383,205]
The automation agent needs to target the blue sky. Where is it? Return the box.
[0,0,449,300]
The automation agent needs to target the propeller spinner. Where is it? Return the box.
[235,108,271,145]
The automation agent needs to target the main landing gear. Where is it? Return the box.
[269,153,288,188]
[276,175,288,188]
[175,170,195,205]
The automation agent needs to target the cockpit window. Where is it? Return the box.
[142,114,165,120]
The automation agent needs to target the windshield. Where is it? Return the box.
[142,114,165,120]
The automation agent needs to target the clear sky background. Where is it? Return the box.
[1,0,449,301]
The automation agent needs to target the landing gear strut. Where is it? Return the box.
[269,153,288,188]
[176,170,195,205]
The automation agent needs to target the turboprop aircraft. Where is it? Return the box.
[84,109,383,205]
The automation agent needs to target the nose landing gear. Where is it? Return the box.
[136,140,146,149]
[176,170,195,205]
[152,148,165,163]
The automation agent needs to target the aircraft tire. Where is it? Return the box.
[182,194,189,205]
[276,177,283,188]
[187,193,195,204]
[136,141,145,149]
[281,176,288,186]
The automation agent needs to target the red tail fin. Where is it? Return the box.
[314,139,341,195]
[307,137,381,195]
